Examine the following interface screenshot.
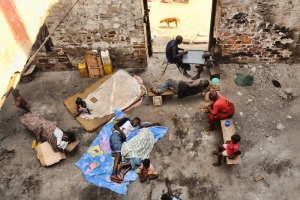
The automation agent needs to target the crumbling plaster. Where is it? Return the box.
[0,0,57,106]
[217,0,300,63]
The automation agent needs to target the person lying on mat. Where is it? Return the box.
[20,113,76,152]
[73,97,91,117]
[109,116,160,183]
[150,79,210,99]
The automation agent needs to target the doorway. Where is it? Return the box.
[146,0,214,54]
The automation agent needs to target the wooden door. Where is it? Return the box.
[143,0,153,56]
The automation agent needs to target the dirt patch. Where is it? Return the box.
[262,159,292,177]
[79,184,119,200]
[172,115,188,140]
[22,175,41,195]
[0,149,15,166]
[179,176,221,200]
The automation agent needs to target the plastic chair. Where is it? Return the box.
[161,57,182,75]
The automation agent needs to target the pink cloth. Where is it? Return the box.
[124,75,146,112]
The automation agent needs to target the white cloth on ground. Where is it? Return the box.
[80,70,142,119]
[53,127,68,150]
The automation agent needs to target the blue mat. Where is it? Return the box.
[75,110,168,195]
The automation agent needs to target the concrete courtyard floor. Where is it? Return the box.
[1,53,300,200]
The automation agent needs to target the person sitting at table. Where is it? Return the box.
[192,37,222,80]
[150,79,210,99]
[166,35,191,78]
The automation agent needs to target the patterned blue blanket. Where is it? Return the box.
[75,110,168,195]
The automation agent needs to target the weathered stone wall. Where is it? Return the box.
[37,0,147,70]
[217,0,300,63]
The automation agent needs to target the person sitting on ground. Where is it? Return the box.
[150,79,210,99]
[203,91,235,131]
[212,134,241,167]
[192,37,222,80]
[73,97,91,117]
[20,113,76,152]
[159,178,181,200]
[12,89,30,113]
[110,116,160,183]
[166,35,191,78]
[136,159,159,184]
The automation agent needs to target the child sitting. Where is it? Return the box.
[136,159,158,183]
[212,134,241,166]
[73,97,91,117]
[12,89,30,113]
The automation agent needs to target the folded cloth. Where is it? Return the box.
[75,110,168,195]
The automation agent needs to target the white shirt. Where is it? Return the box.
[119,120,135,138]
[53,127,68,149]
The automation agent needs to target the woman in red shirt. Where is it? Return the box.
[204,91,235,131]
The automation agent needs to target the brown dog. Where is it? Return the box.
[160,17,180,28]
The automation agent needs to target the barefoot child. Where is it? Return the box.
[136,159,158,183]
[12,89,30,113]
[73,97,91,117]
[212,134,241,167]
[116,158,143,181]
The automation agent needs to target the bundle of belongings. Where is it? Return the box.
[234,73,254,86]
[75,110,168,195]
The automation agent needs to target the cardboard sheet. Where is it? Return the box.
[36,142,66,167]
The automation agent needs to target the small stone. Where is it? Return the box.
[276,124,285,131]
[251,67,256,72]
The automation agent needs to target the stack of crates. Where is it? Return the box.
[101,50,113,74]
[78,62,88,78]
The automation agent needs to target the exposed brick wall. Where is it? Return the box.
[40,0,147,70]
[217,0,300,63]
[31,48,74,71]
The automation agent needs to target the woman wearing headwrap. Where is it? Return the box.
[203,91,235,131]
